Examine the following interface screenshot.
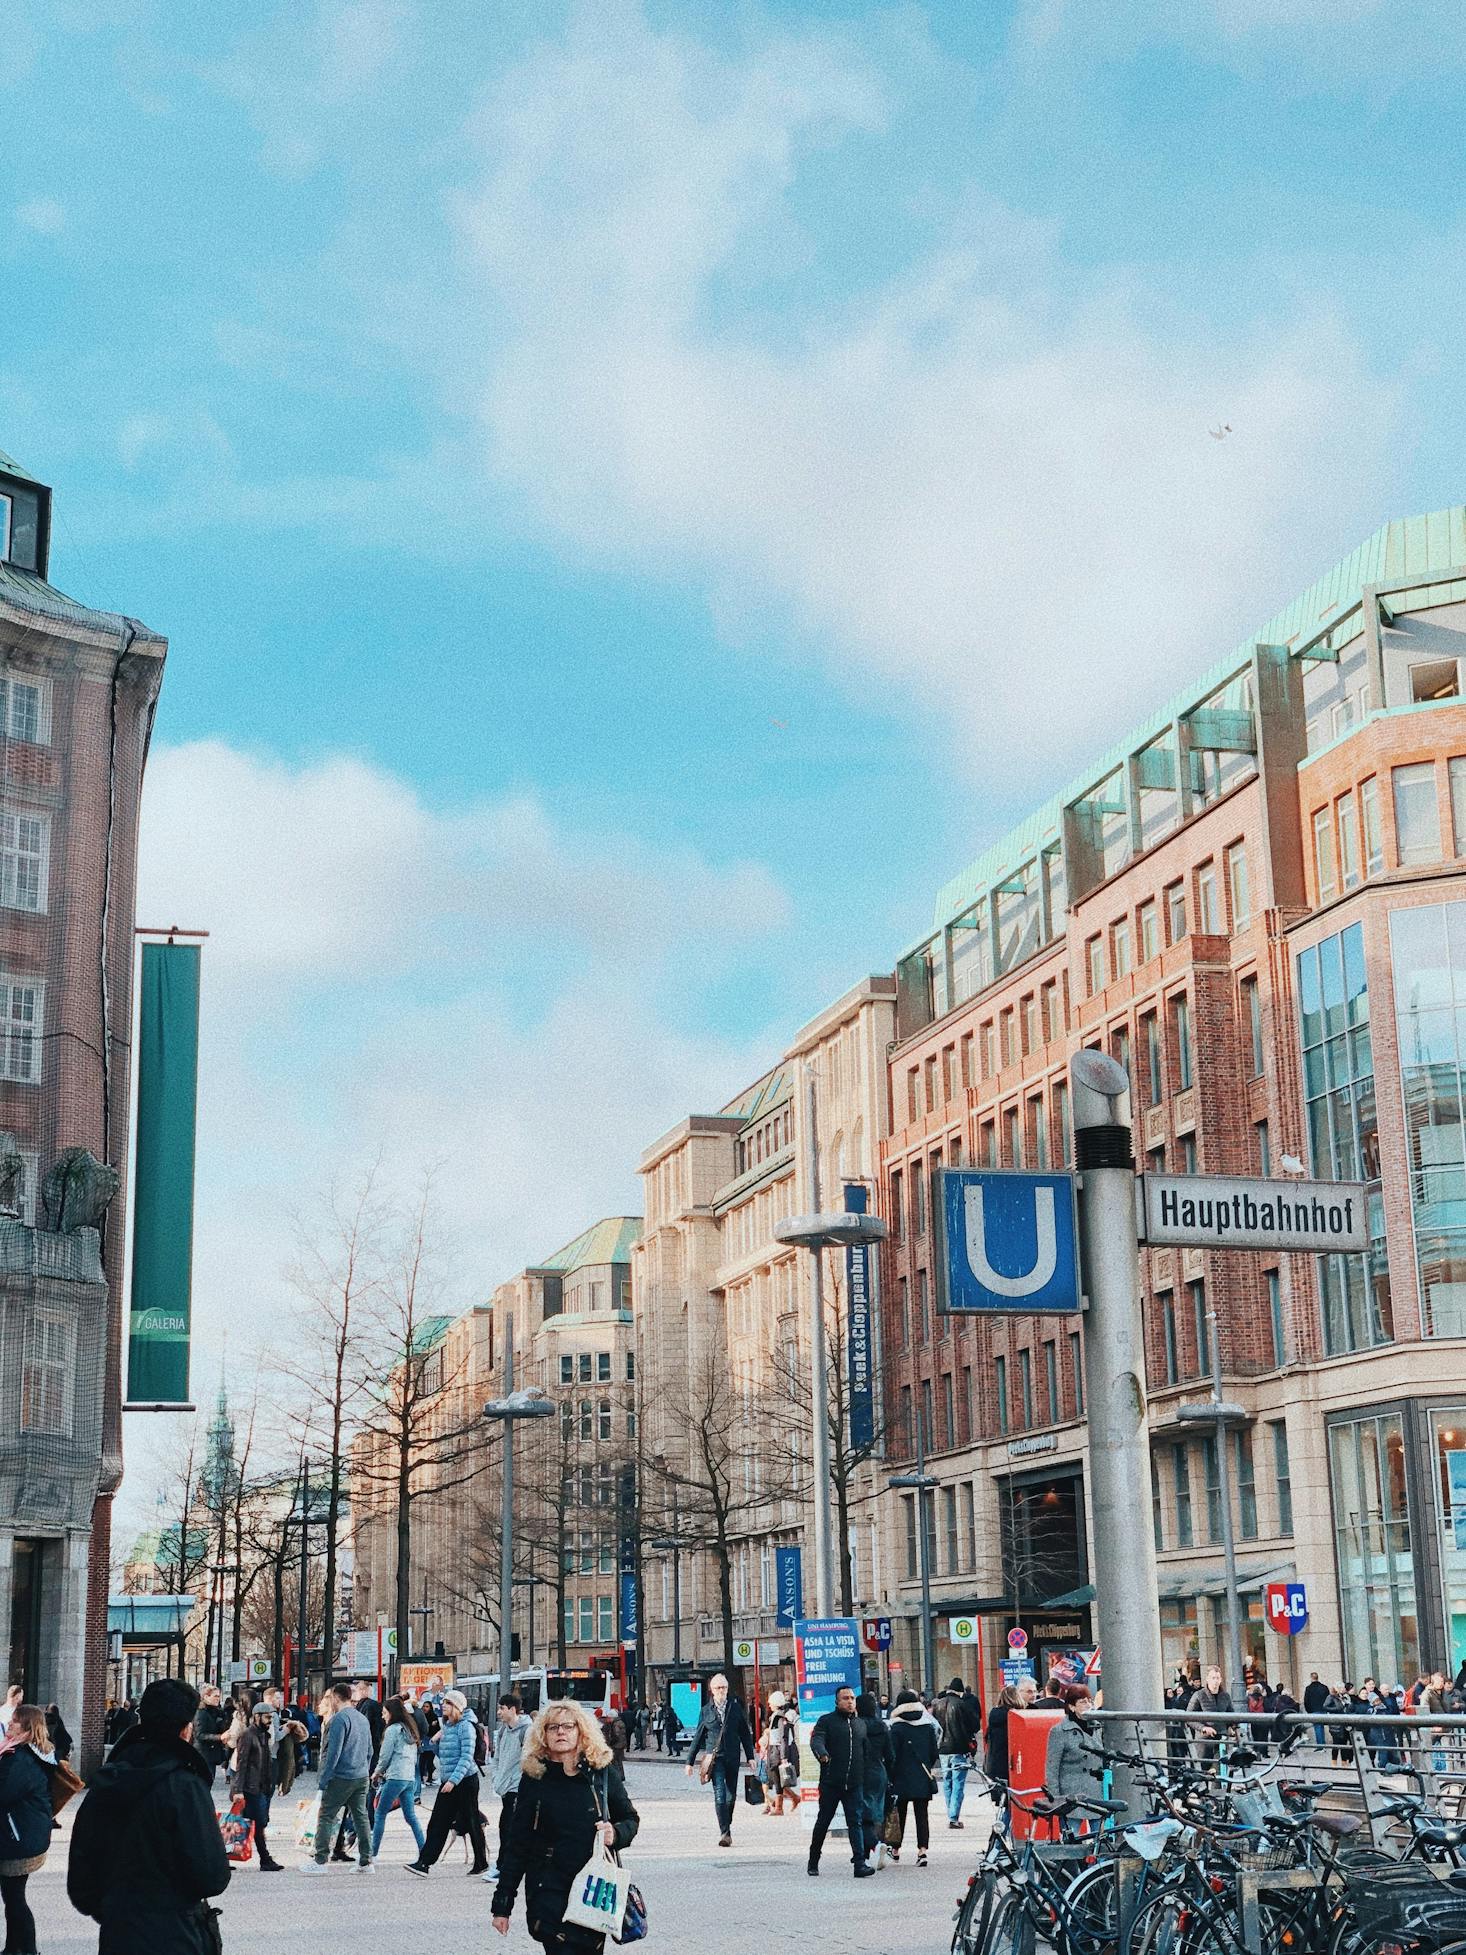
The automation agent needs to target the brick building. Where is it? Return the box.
[881,506,1466,1698]
[0,448,166,1757]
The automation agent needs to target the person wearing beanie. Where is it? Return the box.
[407,1688,487,1877]
[67,1677,232,1954]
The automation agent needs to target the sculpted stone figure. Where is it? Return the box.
[41,1148,120,1233]
[0,1131,24,1217]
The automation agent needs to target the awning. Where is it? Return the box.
[1156,1563,1292,1602]
[1040,1584,1097,1609]
[107,1594,196,1644]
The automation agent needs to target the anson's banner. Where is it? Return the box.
[127,941,201,1406]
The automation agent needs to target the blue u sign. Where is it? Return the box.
[937,1171,1081,1315]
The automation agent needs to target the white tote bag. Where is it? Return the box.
[294,1795,322,1851]
[562,1835,631,1935]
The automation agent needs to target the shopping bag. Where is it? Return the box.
[220,1799,254,1864]
[294,1794,322,1851]
[743,1772,763,1806]
[613,1881,648,1945]
[563,1837,631,1934]
[881,1805,903,1849]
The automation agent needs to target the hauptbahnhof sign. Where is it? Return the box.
[1138,1174,1368,1253]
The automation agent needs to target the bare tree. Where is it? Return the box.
[280,1171,384,1684]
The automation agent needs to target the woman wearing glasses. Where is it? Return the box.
[491,1701,639,1953]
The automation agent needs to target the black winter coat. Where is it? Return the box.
[888,1711,940,1801]
[984,1703,1012,1783]
[192,1703,230,1766]
[687,1697,754,1772]
[68,1730,231,1955]
[810,1710,867,1793]
[935,1688,981,1756]
[233,1725,274,1798]
[492,1762,639,1953]
[0,1744,56,1863]
[860,1713,892,1791]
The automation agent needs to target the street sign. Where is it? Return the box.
[1001,1658,1035,1687]
[246,1657,270,1683]
[948,1616,979,1645]
[1083,1647,1102,1677]
[1265,1583,1308,1635]
[758,1640,782,1663]
[1007,1627,1028,1652]
[793,1618,861,1721]
[1139,1174,1367,1253]
[733,1639,756,1664]
[862,1617,892,1652]
[937,1170,1081,1315]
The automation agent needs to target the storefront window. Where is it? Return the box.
[1298,924,1391,1352]
[1430,1409,1466,1671]
[1329,1411,1419,1687]
[1160,1597,1198,1679]
[1390,904,1466,1337]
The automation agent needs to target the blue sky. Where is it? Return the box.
[3,0,1464,1451]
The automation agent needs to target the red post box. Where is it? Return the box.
[1007,1705,1063,1841]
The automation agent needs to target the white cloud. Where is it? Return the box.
[15,197,65,236]
[455,2,1400,777]
[134,739,790,1385]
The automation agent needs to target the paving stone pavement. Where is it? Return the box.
[28,1756,992,1955]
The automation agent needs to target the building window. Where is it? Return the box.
[1202,1436,1222,1542]
[1000,1009,1015,1067]
[578,1596,595,1644]
[960,1033,974,1087]
[924,1054,938,1111]
[1021,996,1038,1056]
[1070,1331,1083,1417]
[564,1598,576,1646]
[1338,789,1360,889]
[1256,1119,1270,1175]
[906,1068,920,1123]
[1197,862,1219,933]
[1266,1269,1284,1364]
[578,1353,592,1382]
[1260,1424,1291,1545]
[1152,1457,1164,1550]
[0,812,47,914]
[1165,880,1186,944]
[981,1022,996,1078]
[1450,759,1466,857]
[899,1383,913,1449]
[1179,1134,1197,1175]
[560,1356,573,1385]
[1226,842,1250,926]
[1360,776,1384,874]
[912,1160,926,1238]
[1389,902,1466,1337]
[1113,918,1132,978]
[1191,1280,1209,1378]
[20,1311,69,1431]
[1019,1348,1033,1428]
[598,1594,614,1641]
[903,1494,917,1578]
[889,1169,903,1240]
[1111,1023,1131,1092]
[1241,975,1263,1076]
[897,1276,909,1348]
[627,1350,635,1380]
[1139,900,1159,964]
[1086,936,1104,996]
[961,1364,973,1442]
[980,1120,996,1168]
[1044,1340,1058,1424]
[1299,922,1389,1353]
[1161,1294,1178,1385]
[1171,993,1192,1091]
[1313,806,1337,903]
[995,1356,1008,1434]
[1173,1445,1193,1547]
[1235,1429,1257,1539]
[1142,1012,1162,1106]
[942,1486,958,1573]
[597,1351,611,1381]
[922,1378,934,1451]
[959,1482,975,1571]
[1394,762,1442,866]
[1329,1410,1417,1688]
[597,1399,612,1440]
[579,1399,593,1440]
[917,1269,930,1342]
[941,1371,954,1448]
[942,1043,957,1102]
[1004,1106,1021,1169]
[0,674,47,746]
[1030,1094,1048,1170]
[1041,979,1060,1043]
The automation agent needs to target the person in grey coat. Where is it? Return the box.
[1043,1684,1102,1811]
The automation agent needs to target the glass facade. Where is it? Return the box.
[1429,1408,1466,1671]
[1298,924,1390,1352]
[1390,903,1466,1337]
[1329,1410,1419,1687]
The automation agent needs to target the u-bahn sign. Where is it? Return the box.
[937,1170,1081,1315]
[1138,1175,1367,1254]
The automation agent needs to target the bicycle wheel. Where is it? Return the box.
[1130,1885,1235,1955]
[954,1874,994,1955]
[1060,1859,1119,1955]
[986,1891,1037,1955]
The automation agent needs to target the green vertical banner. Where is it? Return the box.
[127,941,201,1406]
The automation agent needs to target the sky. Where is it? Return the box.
[3,0,1464,1506]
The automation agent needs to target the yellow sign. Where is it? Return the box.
[733,1639,755,1664]
[399,1661,454,1696]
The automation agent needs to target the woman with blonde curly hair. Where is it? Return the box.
[491,1701,639,1953]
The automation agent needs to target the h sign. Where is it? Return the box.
[937,1171,1081,1315]
[1265,1582,1308,1635]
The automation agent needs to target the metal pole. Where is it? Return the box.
[1072,1053,1163,1817]
[497,1330,515,1723]
[298,1463,309,1700]
[672,1488,682,1669]
[1209,1310,1246,1697]
[917,1413,935,1699]
[805,1065,835,1618]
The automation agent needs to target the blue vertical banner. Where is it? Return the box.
[776,1546,803,1628]
[843,1183,876,1452]
[619,1570,639,1644]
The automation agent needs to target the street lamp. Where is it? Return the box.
[774,1066,888,1618]
[482,1332,555,1719]
[888,1409,936,1697]
[1174,1307,1249,1698]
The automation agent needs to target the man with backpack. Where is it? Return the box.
[933,1675,982,1828]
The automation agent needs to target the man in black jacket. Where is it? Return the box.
[68,1676,232,1955]
[934,1675,982,1829]
[807,1687,873,1879]
[1302,1672,1329,1747]
[192,1685,231,1787]
[684,1674,755,1847]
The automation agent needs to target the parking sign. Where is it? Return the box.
[937,1170,1081,1315]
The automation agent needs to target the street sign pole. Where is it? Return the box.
[1071,1052,1163,1818]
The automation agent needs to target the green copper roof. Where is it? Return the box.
[929,505,1466,937]
[411,1313,456,1356]
[721,1065,791,1123]
[540,1215,642,1272]
[0,448,43,486]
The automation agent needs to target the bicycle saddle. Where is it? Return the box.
[1416,1822,1466,1848]
[1310,1812,1363,1838]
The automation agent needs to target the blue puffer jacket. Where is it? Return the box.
[435,1711,479,1788]
[0,1744,56,1862]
